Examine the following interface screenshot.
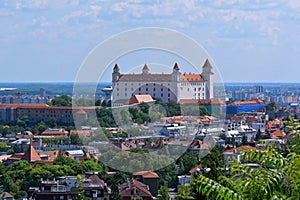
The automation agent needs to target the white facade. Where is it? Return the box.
[112,59,214,104]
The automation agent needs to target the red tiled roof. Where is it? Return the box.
[179,98,225,105]
[129,95,155,104]
[0,104,101,110]
[133,171,159,178]
[180,74,204,82]
[76,109,87,115]
[224,145,258,153]
[22,145,41,162]
[189,164,203,174]
[119,179,153,198]
[230,98,264,106]
[271,130,286,139]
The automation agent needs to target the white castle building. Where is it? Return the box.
[111,59,214,105]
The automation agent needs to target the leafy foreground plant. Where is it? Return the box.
[192,147,300,200]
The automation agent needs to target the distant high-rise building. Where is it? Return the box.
[40,88,46,98]
[254,85,263,93]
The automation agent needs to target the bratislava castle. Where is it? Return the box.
[112,59,214,104]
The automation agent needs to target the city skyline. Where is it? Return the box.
[0,0,300,82]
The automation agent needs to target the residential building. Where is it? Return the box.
[28,174,111,200]
[133,171,159,197]
[119,179,153,200]
[0,104,101,125]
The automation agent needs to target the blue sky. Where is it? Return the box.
[0,0,300,82]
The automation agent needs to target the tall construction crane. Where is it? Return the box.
[0,88,26,104]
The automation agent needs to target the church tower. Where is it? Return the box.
[201,59,214,99]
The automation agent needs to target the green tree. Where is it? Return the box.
[175,185,194,200]
[242,134,248,145]
[48,95,72,107]
[266,101,277,111]
[192,145,300,200]
[200,146,225,181]
[177,152,199,175]
[159,185,170,200]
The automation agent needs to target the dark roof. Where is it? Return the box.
[173,63,179,70]
[203,59,212,68]
[143,64,149,70]
[113,64,119,70]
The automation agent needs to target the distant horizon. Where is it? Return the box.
[1,81,300,84]
[1,1,300,82]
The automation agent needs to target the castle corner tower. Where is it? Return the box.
[201,59,214,99]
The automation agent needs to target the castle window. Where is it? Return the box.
[168,88,170,91]
[161,88,163,91]
[146,88,148,91]
[194,88,196,91]
[161,94,163,97]
[154,88,156,91]
[125,93,127,96]
[125,88,127,91]
[125,83,127,86]
[168,93,170,97]
[139,88,141,91]
[117,93,119,96]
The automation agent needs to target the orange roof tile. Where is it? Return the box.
[133,171,159,178]
[180,74,204,82]
[129,94,155,104]
[224,145,258,153]
[22,145,41,162]
[189,164,203,174]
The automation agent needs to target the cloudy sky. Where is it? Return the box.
[0,0,300,82]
